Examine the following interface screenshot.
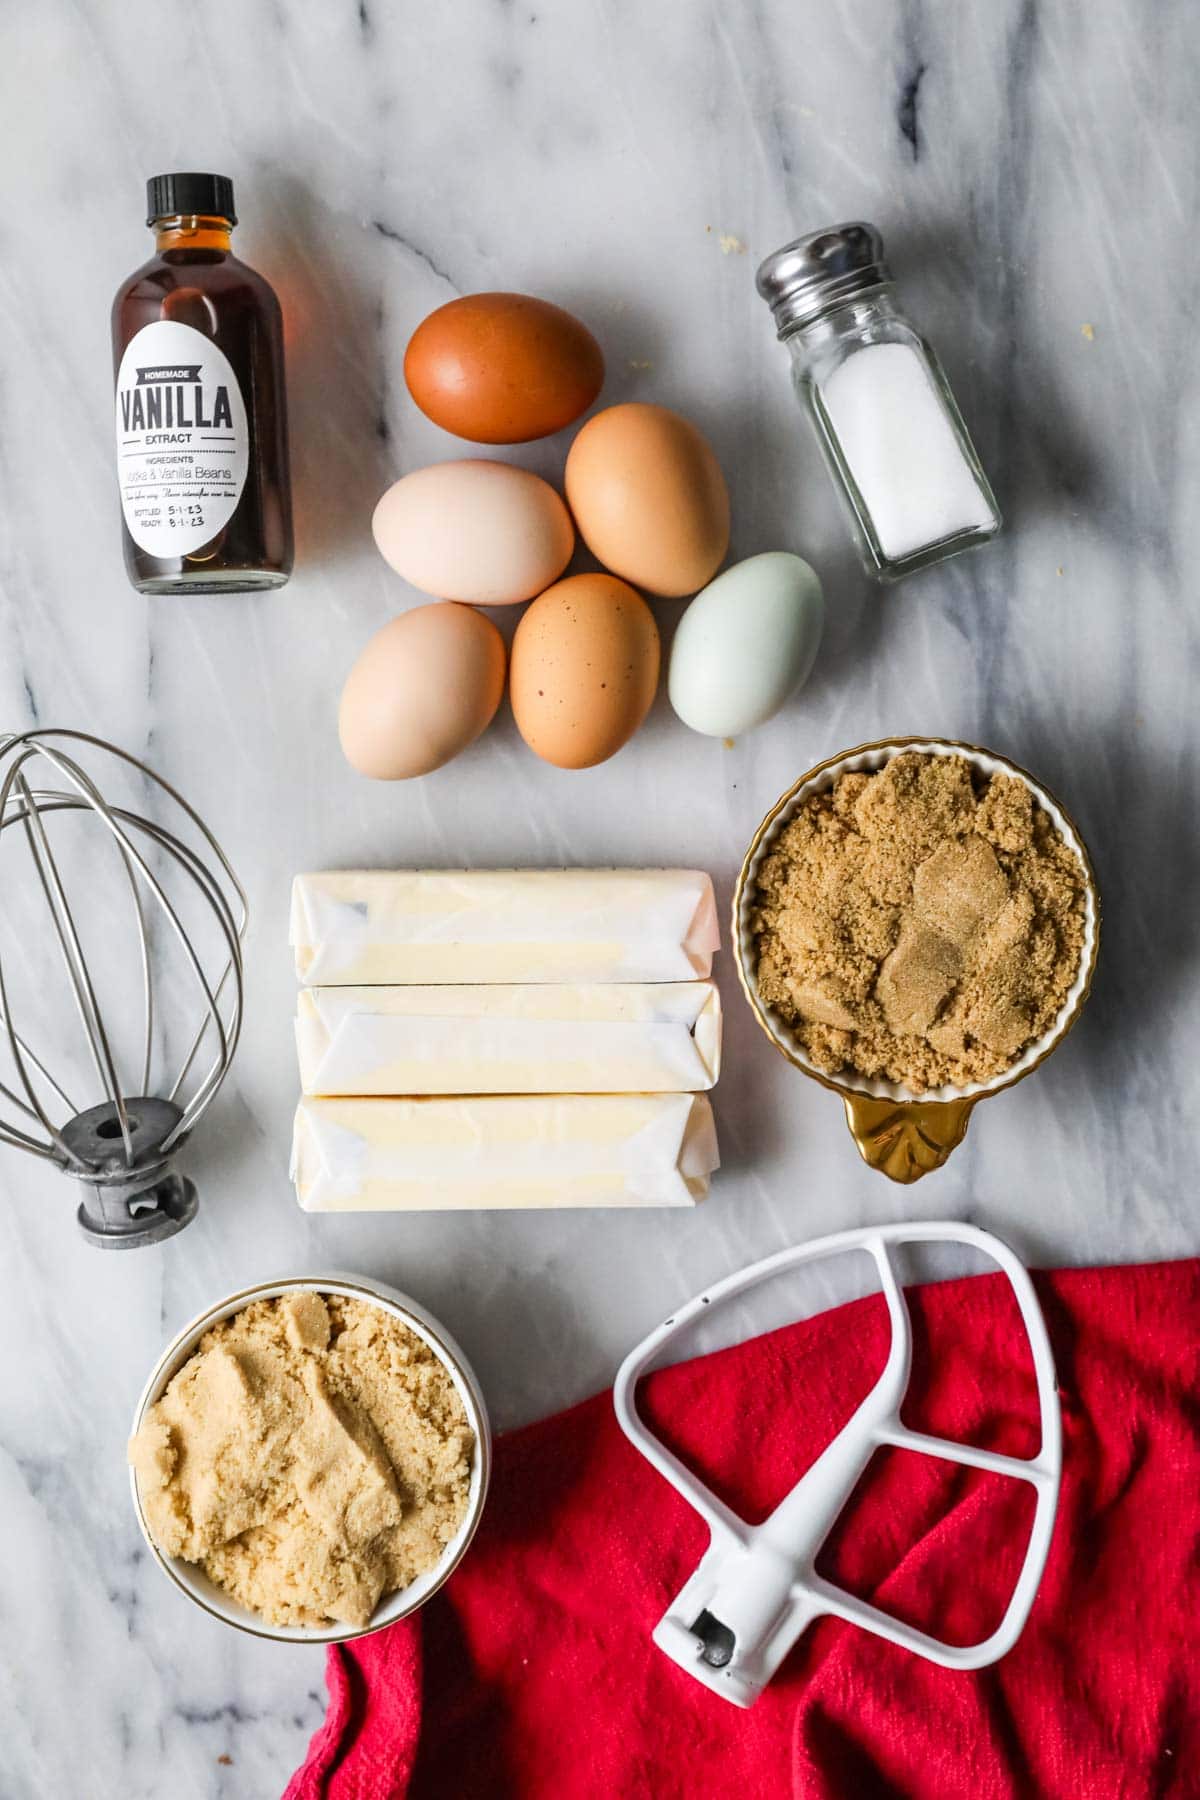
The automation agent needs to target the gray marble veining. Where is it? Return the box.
[1,1,1197,1795]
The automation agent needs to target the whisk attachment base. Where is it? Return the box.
[76,1172,198,1249]
[63,1099,198,1249]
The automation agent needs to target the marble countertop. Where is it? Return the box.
[2,3,1197,1795]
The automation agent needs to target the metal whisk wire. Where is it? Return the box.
[0,729,247,1246]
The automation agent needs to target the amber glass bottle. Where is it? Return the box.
[112,173,293,594]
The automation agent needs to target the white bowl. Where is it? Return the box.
[129,1273,491,1643]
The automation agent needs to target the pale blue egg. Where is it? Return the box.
[668,552,824,737]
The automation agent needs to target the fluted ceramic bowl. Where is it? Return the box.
[129,1272,491,1642]
[733,738,1100,1183]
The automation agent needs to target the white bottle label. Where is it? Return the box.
[114,319,249,556]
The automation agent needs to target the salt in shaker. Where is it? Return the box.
[756,223,1000,580]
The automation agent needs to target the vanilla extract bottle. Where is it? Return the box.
[112,173,293,594]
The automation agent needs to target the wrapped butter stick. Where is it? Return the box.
[291,869,719,986]
[291,1094,718,1210]
[296,982,722,1096]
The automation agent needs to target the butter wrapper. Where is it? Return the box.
[295,982,721,1096]
[291,869,719,986]
[291,1093,718,1211]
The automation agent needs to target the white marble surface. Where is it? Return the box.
[2,2,1198,1795]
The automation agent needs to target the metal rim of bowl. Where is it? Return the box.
[732,735,1102,1109]
[128,1273,493,1645]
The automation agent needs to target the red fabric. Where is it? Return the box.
[285,1258,1200,1800]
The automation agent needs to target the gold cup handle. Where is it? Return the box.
[842,1093,976,1184]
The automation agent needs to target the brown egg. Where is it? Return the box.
[564,402,730,597]
[339,603,506,779]
[510,573,660,769]
[404,293,605,444]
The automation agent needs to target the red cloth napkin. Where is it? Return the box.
[285,1257,1200,1799]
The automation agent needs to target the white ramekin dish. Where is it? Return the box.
[733,737,1101,1183]
[129,1272,491,1643]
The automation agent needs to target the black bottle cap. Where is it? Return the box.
[146,172,236,226]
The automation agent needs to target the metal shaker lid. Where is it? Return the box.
[756,222,891,336]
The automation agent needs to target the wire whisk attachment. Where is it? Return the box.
[0,730,246,1248]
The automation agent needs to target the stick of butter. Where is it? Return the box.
[295,982,722,1096]
[291,1094,718,1210]
[291,869,719,986]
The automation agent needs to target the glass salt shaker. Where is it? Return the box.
[756,223,1000,580]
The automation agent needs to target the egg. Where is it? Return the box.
[668,552,824,738]
[563,402,730,598]
[510,573,660,769]
[372,461,574,604]
[404,293,605,444]
[339,602,507,779]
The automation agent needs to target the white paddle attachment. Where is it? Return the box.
[613,1221,1062,1708]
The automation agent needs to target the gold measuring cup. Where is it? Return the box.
[732,738,1101,1183]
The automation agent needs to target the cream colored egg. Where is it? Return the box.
[339,603,507,779]
[372,460,574,604]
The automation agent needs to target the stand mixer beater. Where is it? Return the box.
[0,730,245,1248]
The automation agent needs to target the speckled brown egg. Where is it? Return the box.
[510,573,660,769]
[564,402,730,597]
[404,293,605,444]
